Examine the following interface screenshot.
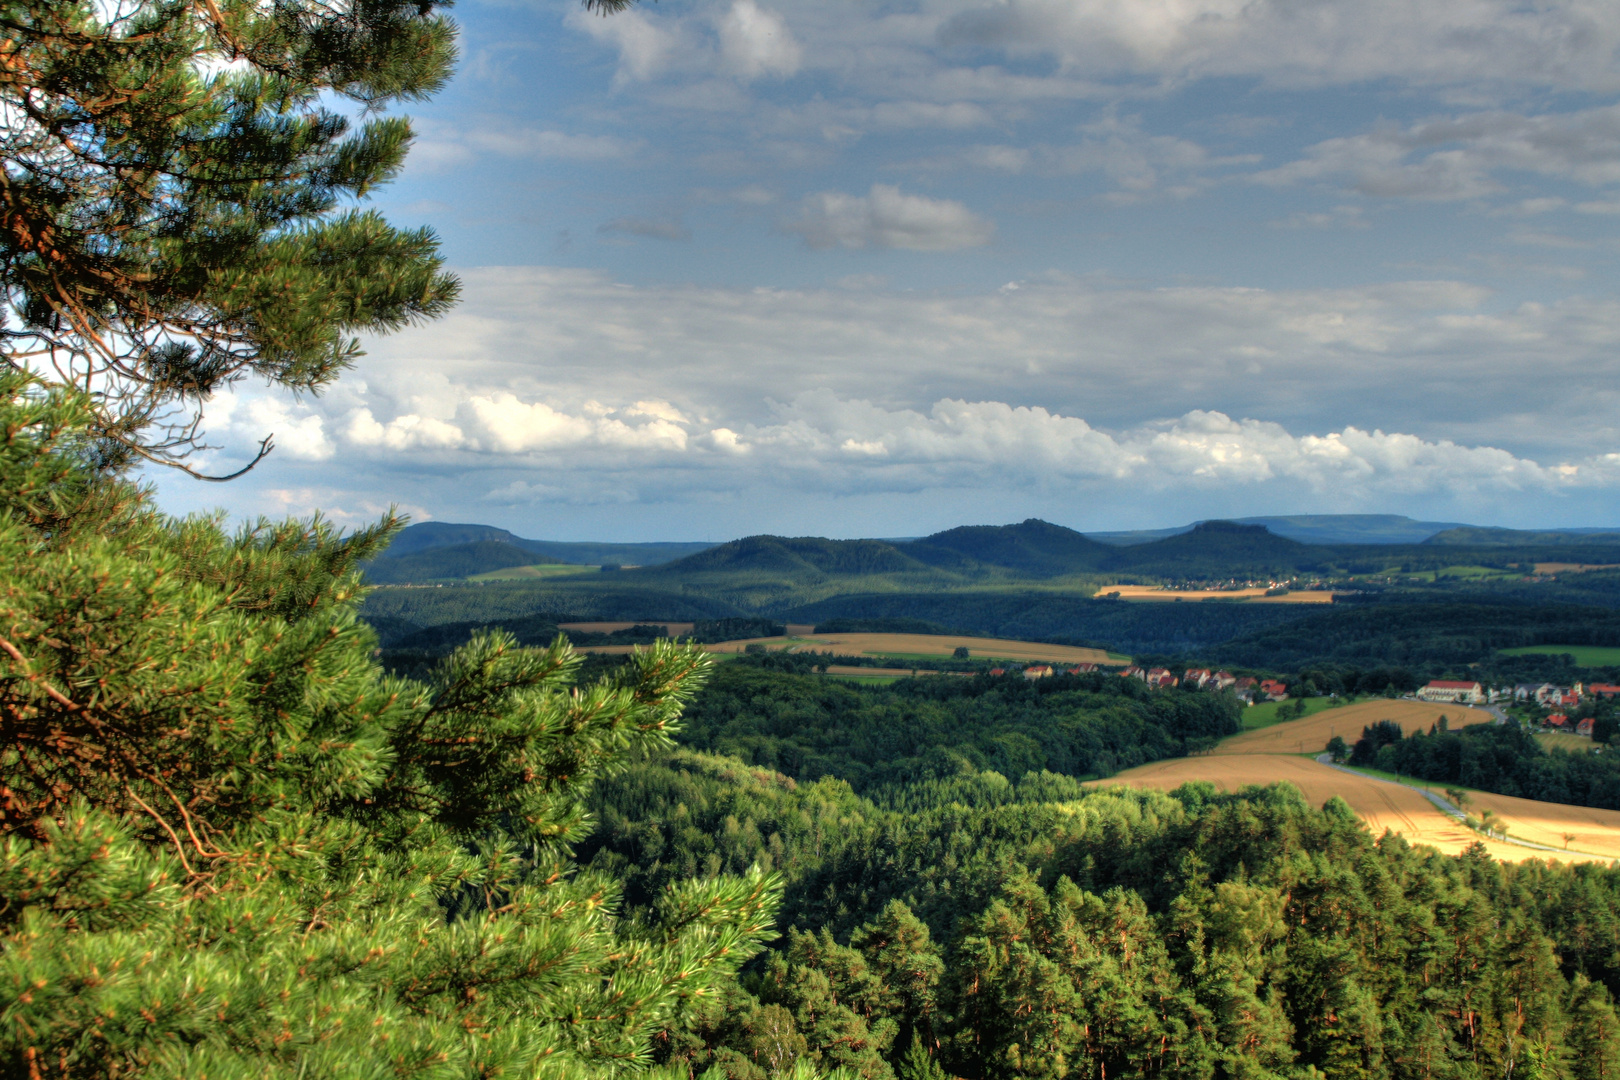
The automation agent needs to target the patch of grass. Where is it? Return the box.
[467,564,598,582]
[1536,731,1595,753]
[823,673,903,685]
[1242,695,1352,731]
[1434,565,1518,580]
[1498,644,1620,666]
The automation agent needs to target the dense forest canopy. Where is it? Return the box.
[579,746,1620,1080]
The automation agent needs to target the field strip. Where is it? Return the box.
[1096,585,1336,604]
[1321,761,1613,861]
[1216,700,1496,756]
[559,621,695,635]
[1094,755,1611,862]
[778,633,1122,664]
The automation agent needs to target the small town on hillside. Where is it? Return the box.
[1000,664,1617,741]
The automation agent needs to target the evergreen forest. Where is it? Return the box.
[5,0,1620,1077]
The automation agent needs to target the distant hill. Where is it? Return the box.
[377,521,716,567]
[1424,525,1620,546]
[363,540,557,583]
[1088,514,1471,546]
[1107,520,1320,576]
[904,519,1113,577]
[648,535,936,579]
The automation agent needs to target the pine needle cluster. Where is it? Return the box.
[0,372,810,1078]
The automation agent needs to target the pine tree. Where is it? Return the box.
[0,0,473,472]
[0,374,833,1077]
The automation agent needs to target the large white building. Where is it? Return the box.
[1417,680,1485,705]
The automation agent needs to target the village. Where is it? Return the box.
[997,664,1616,742]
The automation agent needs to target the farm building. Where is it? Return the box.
[1023,665,1054,679]
[1417,680,1485,704]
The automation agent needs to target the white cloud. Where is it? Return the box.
[215,394,333,461]
[937,0,1620,93]
[718,0,802,79]
[1255,105,1620,200]
[215,384,1613,502]
[565,5,686,84]
[462,393,690,454]
[787,184,995,250]
[180,269,1620,526]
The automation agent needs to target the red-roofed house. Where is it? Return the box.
[1184,668,1212,688]
[1591,683,1620,699]
[988,668,1006,676]
[1209,671,1237,690]
[1417,680,1485,705]
[1145,667,1179,688]
[1577,717,1595,737]
[1548,713,1569,728]
[1260,679,1288,701]
[1023,664,1054,679]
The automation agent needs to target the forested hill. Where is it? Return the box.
[901,518,1116,576]
[579,743,1620,1080]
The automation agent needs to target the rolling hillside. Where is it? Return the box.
[902,518,1114,576]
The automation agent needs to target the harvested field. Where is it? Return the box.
[1097,585,1335,603]
[1534,562,1620,574]
[1095,755,1600,863]
[787,633,1120,665]
[1462,788,1620,860]
[578,632,1123,666]
[1216,700,1495,757]
[823,665,946,678]
[559,621,695,635]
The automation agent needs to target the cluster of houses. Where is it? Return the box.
[1002,662,1291,704]
[1412,679,1619,739]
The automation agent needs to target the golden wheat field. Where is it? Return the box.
[581,631,1123,666]
[777,632,1121,665]
[1094,754,1613,863]
[1098,585,1337,603]
[558,621,696,635]
[1217,700,1496,756]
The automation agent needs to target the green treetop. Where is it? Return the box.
[0,375,848,1076]
[0,0,466,474]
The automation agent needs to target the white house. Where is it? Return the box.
[1417,680,1484,705]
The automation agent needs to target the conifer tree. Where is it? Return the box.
[0,373,830,1077]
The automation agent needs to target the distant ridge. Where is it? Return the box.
[904,519,1113,577]
[647,535,933,578]
[1424,525,1620,546]
[377,521,717,568]
[1088,514,1472,546]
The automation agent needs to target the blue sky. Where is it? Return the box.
[157,0,1620,540]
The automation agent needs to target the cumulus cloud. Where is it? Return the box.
[787,184,995,250]
[179,269,1620,528]
[1255,105,1620,199]
[565,4,687,84]
[202,384,1611,503]
[937,0,1620,93]
[718,0,802,79]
